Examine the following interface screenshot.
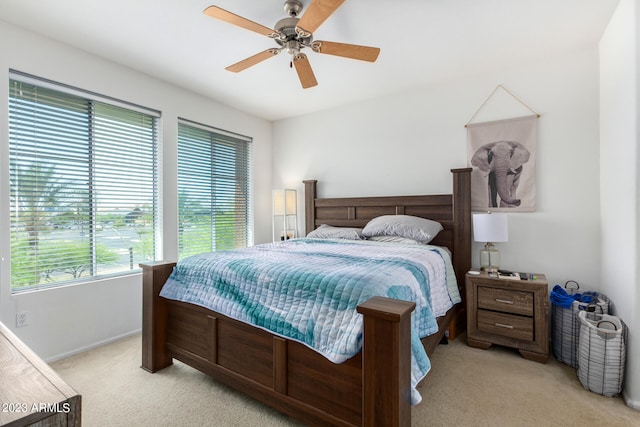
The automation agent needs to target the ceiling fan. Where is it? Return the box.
[204,0,380,89]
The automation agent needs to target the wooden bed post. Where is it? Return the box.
[449,168,472,339]
[450,168,472,285]
[303,179,317,235]
[357,297,416,427]
[140,261,176,372]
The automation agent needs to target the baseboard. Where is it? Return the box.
[45,329,141,363]
[622,391,640,410]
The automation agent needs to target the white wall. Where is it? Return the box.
[0,21,273,361]
[273,48,602,288]
[599,0,639,409]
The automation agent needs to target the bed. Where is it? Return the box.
[140,167,471,427]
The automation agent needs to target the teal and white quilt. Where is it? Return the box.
[159,238,460,404]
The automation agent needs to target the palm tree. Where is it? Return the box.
[10,162,68,247]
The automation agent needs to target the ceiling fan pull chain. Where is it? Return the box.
[290,60,293,68]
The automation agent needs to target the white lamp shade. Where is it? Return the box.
[273,189,297,216]
[473,213,508,243]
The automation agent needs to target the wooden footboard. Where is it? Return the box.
[141,261,416,427]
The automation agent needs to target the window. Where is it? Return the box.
[177,119,251,259]
[9,72,159,292]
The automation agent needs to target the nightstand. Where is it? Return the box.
[466,271,549,363]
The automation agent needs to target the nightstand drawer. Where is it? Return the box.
[477,286,534,316]
[478,309,534,341]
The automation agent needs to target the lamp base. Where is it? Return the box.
[479,242,500,272]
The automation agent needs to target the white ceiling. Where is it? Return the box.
[0,0,619,121]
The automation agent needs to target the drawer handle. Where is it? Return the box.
[495,298,514,305]
[494,322,514,329]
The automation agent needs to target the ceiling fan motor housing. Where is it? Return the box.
[274,16,312,52]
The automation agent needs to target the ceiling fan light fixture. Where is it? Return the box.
[285,40,301,56]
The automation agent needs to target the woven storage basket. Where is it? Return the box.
[551,281,610,367]
[577,311,627,397]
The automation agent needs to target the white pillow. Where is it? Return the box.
[361,215,443,244]
[306,224,364,240]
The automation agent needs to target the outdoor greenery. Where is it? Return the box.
[11,160,240,289]
[177,190,242,259]
[10,238,119,287]
[10,162,154,291]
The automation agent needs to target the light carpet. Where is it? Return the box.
[50,334,639,426]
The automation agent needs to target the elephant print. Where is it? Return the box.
[471,140,530,208]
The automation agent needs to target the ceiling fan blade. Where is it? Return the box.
[296,0,345,36]
[312,41,380,62]
[293,53,318,89]
[225,49,280,73]
[204,6,277,37]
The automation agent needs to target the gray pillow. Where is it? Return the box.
[306,224,364,240]
[361,215,443,244]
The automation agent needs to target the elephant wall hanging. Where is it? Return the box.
[467,115,537,212]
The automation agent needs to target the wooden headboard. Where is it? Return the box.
[303,168,472,289]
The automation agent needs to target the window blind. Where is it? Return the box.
[9,76,158,292]
[177,120,251,259]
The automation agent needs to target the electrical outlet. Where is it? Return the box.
[16,311,29,327]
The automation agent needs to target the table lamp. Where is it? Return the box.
[472,212,508,272]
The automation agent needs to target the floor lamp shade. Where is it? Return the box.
[272,189,297,242]
[473,213,508,272]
